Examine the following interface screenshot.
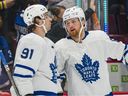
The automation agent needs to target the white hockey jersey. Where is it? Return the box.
[11,33,62,96]
[55,30,128,96]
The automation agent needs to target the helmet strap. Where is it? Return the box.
[35,20,47,33]
[78,18,85,43]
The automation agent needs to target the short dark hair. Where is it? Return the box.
[27,16,41,33]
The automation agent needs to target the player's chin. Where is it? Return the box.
[69,31,78,37]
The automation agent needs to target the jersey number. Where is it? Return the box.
[21,48,34,59]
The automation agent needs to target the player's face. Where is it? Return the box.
[65,18,81,37]
[44,13,52,31]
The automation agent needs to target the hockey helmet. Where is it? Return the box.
[23,4,48,26]
[63,6,85,22]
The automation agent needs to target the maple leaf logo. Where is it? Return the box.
[75,53,100,83]
[49,56,57,84]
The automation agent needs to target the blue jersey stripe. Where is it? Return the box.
[124,44,128,50]
[34,91,57,96]
[124,50,128,57]
[123,45,128,65]
[58,73,66,80]
[58,76,65,80]
[121,44,128,64]
[15,64,35,75]
[60,73,66,77]
[13,73,33,78]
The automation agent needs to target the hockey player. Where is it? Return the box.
[10,4,62,96]
[55,6,128,96]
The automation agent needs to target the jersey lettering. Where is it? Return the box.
[75,53,100,83]
[21,48,34,59]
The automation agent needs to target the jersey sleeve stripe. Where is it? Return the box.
[121,44,128,65]
[34,91,57,95]
[58,73,66,80]
[15,64,35,75]
[13,73,33,78]
[124,50,128,57]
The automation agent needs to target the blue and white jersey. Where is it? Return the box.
[0,36,13,91]
[55,30,127,96]
[0,36,13,63]
[11,33,62,96]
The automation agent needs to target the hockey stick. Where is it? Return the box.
[0,50,21,96]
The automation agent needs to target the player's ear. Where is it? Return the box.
[33,16,43,25]
[81,18,86,27]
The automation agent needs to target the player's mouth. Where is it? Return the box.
[70,29,75,32]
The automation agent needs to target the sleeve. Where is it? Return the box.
[55,44,66,83]
[102,33,126,62]
[13,38,44,96]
